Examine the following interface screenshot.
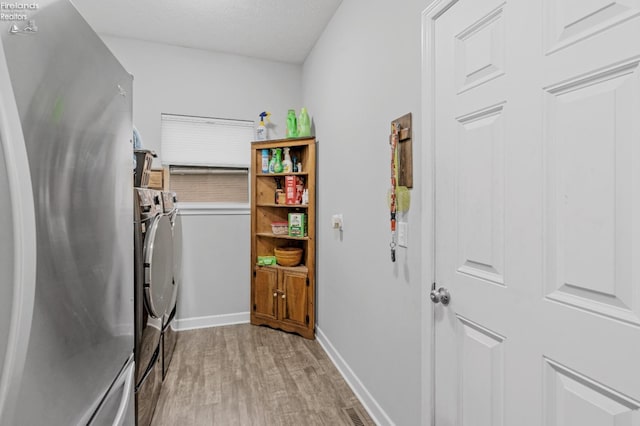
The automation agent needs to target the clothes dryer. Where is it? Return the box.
[134,188,173,426]
[160,191,181,380]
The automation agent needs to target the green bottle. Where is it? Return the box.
[286,109,298,138]
[268,148,277,173]
[273,148,283,173]
[298,107,311,137]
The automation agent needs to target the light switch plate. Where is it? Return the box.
[398,222,408,247]
[332,214,343,230]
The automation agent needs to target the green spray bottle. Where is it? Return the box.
[273,148,283,173]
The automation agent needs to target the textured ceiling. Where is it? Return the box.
[71,0,343,64]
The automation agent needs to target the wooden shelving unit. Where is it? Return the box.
[250,137,316,339]
[256,203,310,208]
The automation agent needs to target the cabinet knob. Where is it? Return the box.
[273,292,278,297]
[281,294,286,299]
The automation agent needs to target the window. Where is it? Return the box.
[160,114,254,208]
[168,166,248,203]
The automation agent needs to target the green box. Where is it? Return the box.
[257,256,277,266]
[288,213,306,237]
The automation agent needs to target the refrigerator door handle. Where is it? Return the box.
[0,38,37,422]
[113,363,134,426]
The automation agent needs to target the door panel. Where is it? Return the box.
[0,45,36,420]
[544,0,640,53]
[2,2,134,423]
[544,358,640,426]
[432,2,514,423]
[427,0,640,424]
[455,3,506,93]
[457,316,505,426]
[280,271,308,327]
[456,104,505,286]
[253,268,277,320]
[544,59,640,325]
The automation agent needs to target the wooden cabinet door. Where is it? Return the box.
[279,270,308,328]
[253,268,278,321]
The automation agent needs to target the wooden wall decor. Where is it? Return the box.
[393,113,413,188]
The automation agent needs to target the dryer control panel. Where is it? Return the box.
[136,188,164,234]
[161,191,177,213]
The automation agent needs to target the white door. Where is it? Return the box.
[425,0,640,424]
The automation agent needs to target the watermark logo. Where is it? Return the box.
[1,2,38,22]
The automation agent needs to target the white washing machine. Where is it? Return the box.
[134,188,174,426]
[160,191,181,380]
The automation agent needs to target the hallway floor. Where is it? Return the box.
[151,324,375,425]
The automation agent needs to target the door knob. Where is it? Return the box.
[430,287,451,306]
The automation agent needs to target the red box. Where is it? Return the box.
[285,175,297,204]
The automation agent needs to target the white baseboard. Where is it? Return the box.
[175,312,250,331]
[316,327,395,426]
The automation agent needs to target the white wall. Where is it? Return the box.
[176,213,250,326]
[101,36,303,322]
[102,7,431,422]
[302,0,429,424]
[101,36,302,165]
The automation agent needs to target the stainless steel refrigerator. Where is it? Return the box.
[0,0,135,424]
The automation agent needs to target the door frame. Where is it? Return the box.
[420,1,459,425]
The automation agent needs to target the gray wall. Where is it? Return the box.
[102,36,303,323]
[302,0,429,424]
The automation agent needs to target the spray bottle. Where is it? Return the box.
[256,111,271,141]
[273,148,283,173]
[282,147,293,173]
[268,148,277,173]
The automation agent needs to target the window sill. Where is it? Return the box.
[177,202,250,216]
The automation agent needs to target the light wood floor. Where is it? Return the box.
[151,324,376,426]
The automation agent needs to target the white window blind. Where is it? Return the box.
[161,114,254,167]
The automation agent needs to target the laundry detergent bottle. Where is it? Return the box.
[298,107,311,137]
[268,148,277,173]
[273,148,283,173]
[286,109,298,138]
[282,147,293,173]
[261,149,269,173]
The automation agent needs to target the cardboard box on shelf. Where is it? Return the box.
[288,213,306,237]
[285,175,296,204]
